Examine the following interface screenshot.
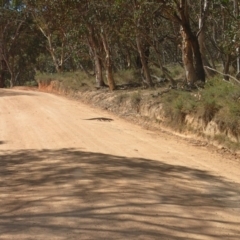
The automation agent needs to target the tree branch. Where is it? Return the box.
[204,66,240,84]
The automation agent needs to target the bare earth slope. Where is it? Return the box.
[0,88,240,240]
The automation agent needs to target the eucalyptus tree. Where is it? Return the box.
[0,0,7,87]
[86,0,123,90]
[0,0,16,87]
[233,0,240,74]
[72,0,106,88]
[205,0,240,80]
[0,0,30,87]
[197,0,216,77]
[108,0,159,87]
[117,0,205,86]
[24,0,74,73]
[131,0,154,86]
[9,0,238,89]
[169,1,205,85]
[74,0,127,90]
[118,0,206,86]
[138,2,180,85]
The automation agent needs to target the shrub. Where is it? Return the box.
[36,71,95,91]
[130,91,142,106]
[114,69,138,85]
[162,90,197,127]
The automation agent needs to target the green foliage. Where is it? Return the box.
[24,80,38,87]
[214,133,240,151]
[167,64,185,79]
[36,71,95,91]
[164,90,197,113]
[0,0,44,87]
[203,77,237,98]
[162,90,197,127]
[219,0,230,5]
[114,69,138,85]
[162,76,240,139]
[200,100,221,124]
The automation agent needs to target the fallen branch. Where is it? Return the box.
[151,75,166,82]
[204,66,240,85]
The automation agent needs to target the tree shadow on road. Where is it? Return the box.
[0,149,240,239]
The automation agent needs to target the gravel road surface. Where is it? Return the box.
[0,88,240,240]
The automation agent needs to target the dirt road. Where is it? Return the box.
[0,88,240,240]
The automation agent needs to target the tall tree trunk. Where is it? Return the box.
[234,0,240,74]
[87,25,105,88]
[133,1,153,87]
[0,60,6,88]
[198,30,214,77]
[181,28,197,85]
[94,55,104,87]
[223,54,231,81]
[0,30,5,88]
[177,0,205,84]
[101,31,116,91]
[191,33,206,82]
[198,0,214,77]
[135,55,142,69]
[126,49,131,68]
[10,55,15,87]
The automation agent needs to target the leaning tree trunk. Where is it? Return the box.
[198,29,215,77]
[198,26,214,77]
[136,35,153,87]
[3,54,14,88]
[47,37,62,73]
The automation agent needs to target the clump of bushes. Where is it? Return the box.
[162,89,197,128]
[201,78,240,135]
[162,76,240,144]
[36,71,95,91]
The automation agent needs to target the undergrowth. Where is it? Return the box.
[35,70,240,150]
[36,71,95,91]
[114,69,139,85]
[202,78,240,137]
[162,90,197,129]
[162,76,240,146]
